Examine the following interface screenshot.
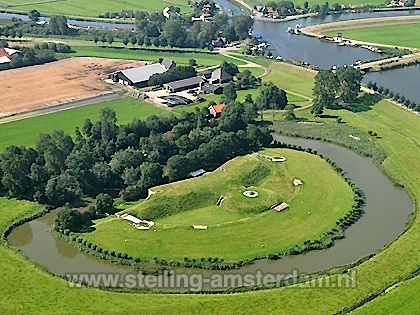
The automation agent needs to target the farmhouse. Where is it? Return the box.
[208,103,225,118]
[164,76,204,93]
[0,48,21,71]
[111,59,175,88]
[208,68,232,84]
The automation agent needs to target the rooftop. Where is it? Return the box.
[209,103,225,114]
[164,76,204,90]
[121,63,166,84]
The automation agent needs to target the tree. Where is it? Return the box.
[55,204,84,231]
[95,193,113,214]
[285,104,296,120]
[221,82,237,104]
[106,35,114,46]
[28,9,41,22]
[36,130,74,175]
[312,69,339,114]
[0,146,37,197]
[45,171,82,206]
[122,36,129,46]
[130,36,137,46]
[231,15,253,40]
[220,61,239,76]
[93,35,99,45]
[336,66,362,103]
[256,81,288,111]
[139,162,163,188]
[189,59,197,67]
[161,19,187,47]
[49,15,69,35]
[166,155,191,182]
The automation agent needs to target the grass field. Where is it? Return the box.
[0,97,169,151]
[1,58,420,313]
[80,149,353,261]
[324,23,420,48]
[2,0,192,16]
[67,46,246,68]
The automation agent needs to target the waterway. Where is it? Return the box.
[217,0,420,101]
[7,135,413,291]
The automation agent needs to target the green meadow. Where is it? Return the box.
[0,97,169,151]
[1,52,420,313]
[81,149,353,261]
[2,0,192,17]
[324,23,420,48]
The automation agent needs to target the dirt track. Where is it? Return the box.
[0,57,143,118]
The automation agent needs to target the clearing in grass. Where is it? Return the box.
[80,148,354,262]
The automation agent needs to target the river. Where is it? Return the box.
[8,135,413,291]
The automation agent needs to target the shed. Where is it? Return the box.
[189,169,206,177]
[164,76,204,93]
[201,83,223,94]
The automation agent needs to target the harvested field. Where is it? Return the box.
[0,57,144,118]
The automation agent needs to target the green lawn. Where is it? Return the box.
[352,274,420,314]
[81,149,353,261]
[2,0,192,16]
[324,23,420,48]
[0,97,169,151]
[67,46,246,68]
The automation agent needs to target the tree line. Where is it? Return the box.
[0,104,271,212]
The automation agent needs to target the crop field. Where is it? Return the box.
[0,57,143,118]
[68,46,247,68]
[1,0,192,17]
[81,149,353,261]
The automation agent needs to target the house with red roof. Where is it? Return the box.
[0,47,21,70]
[208,103,225,118]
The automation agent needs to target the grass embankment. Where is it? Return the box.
[0,97,169,151]
[81,149,353,261]
[67,46,247,68]
[324,23,420,49]
[1,0,192,16]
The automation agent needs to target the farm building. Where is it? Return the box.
[0,48,21,71]
[201,83,223,94]
[208,68,232,84]
[208,104,225,118]
[164,76,204,93]
[111,59,175,88]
